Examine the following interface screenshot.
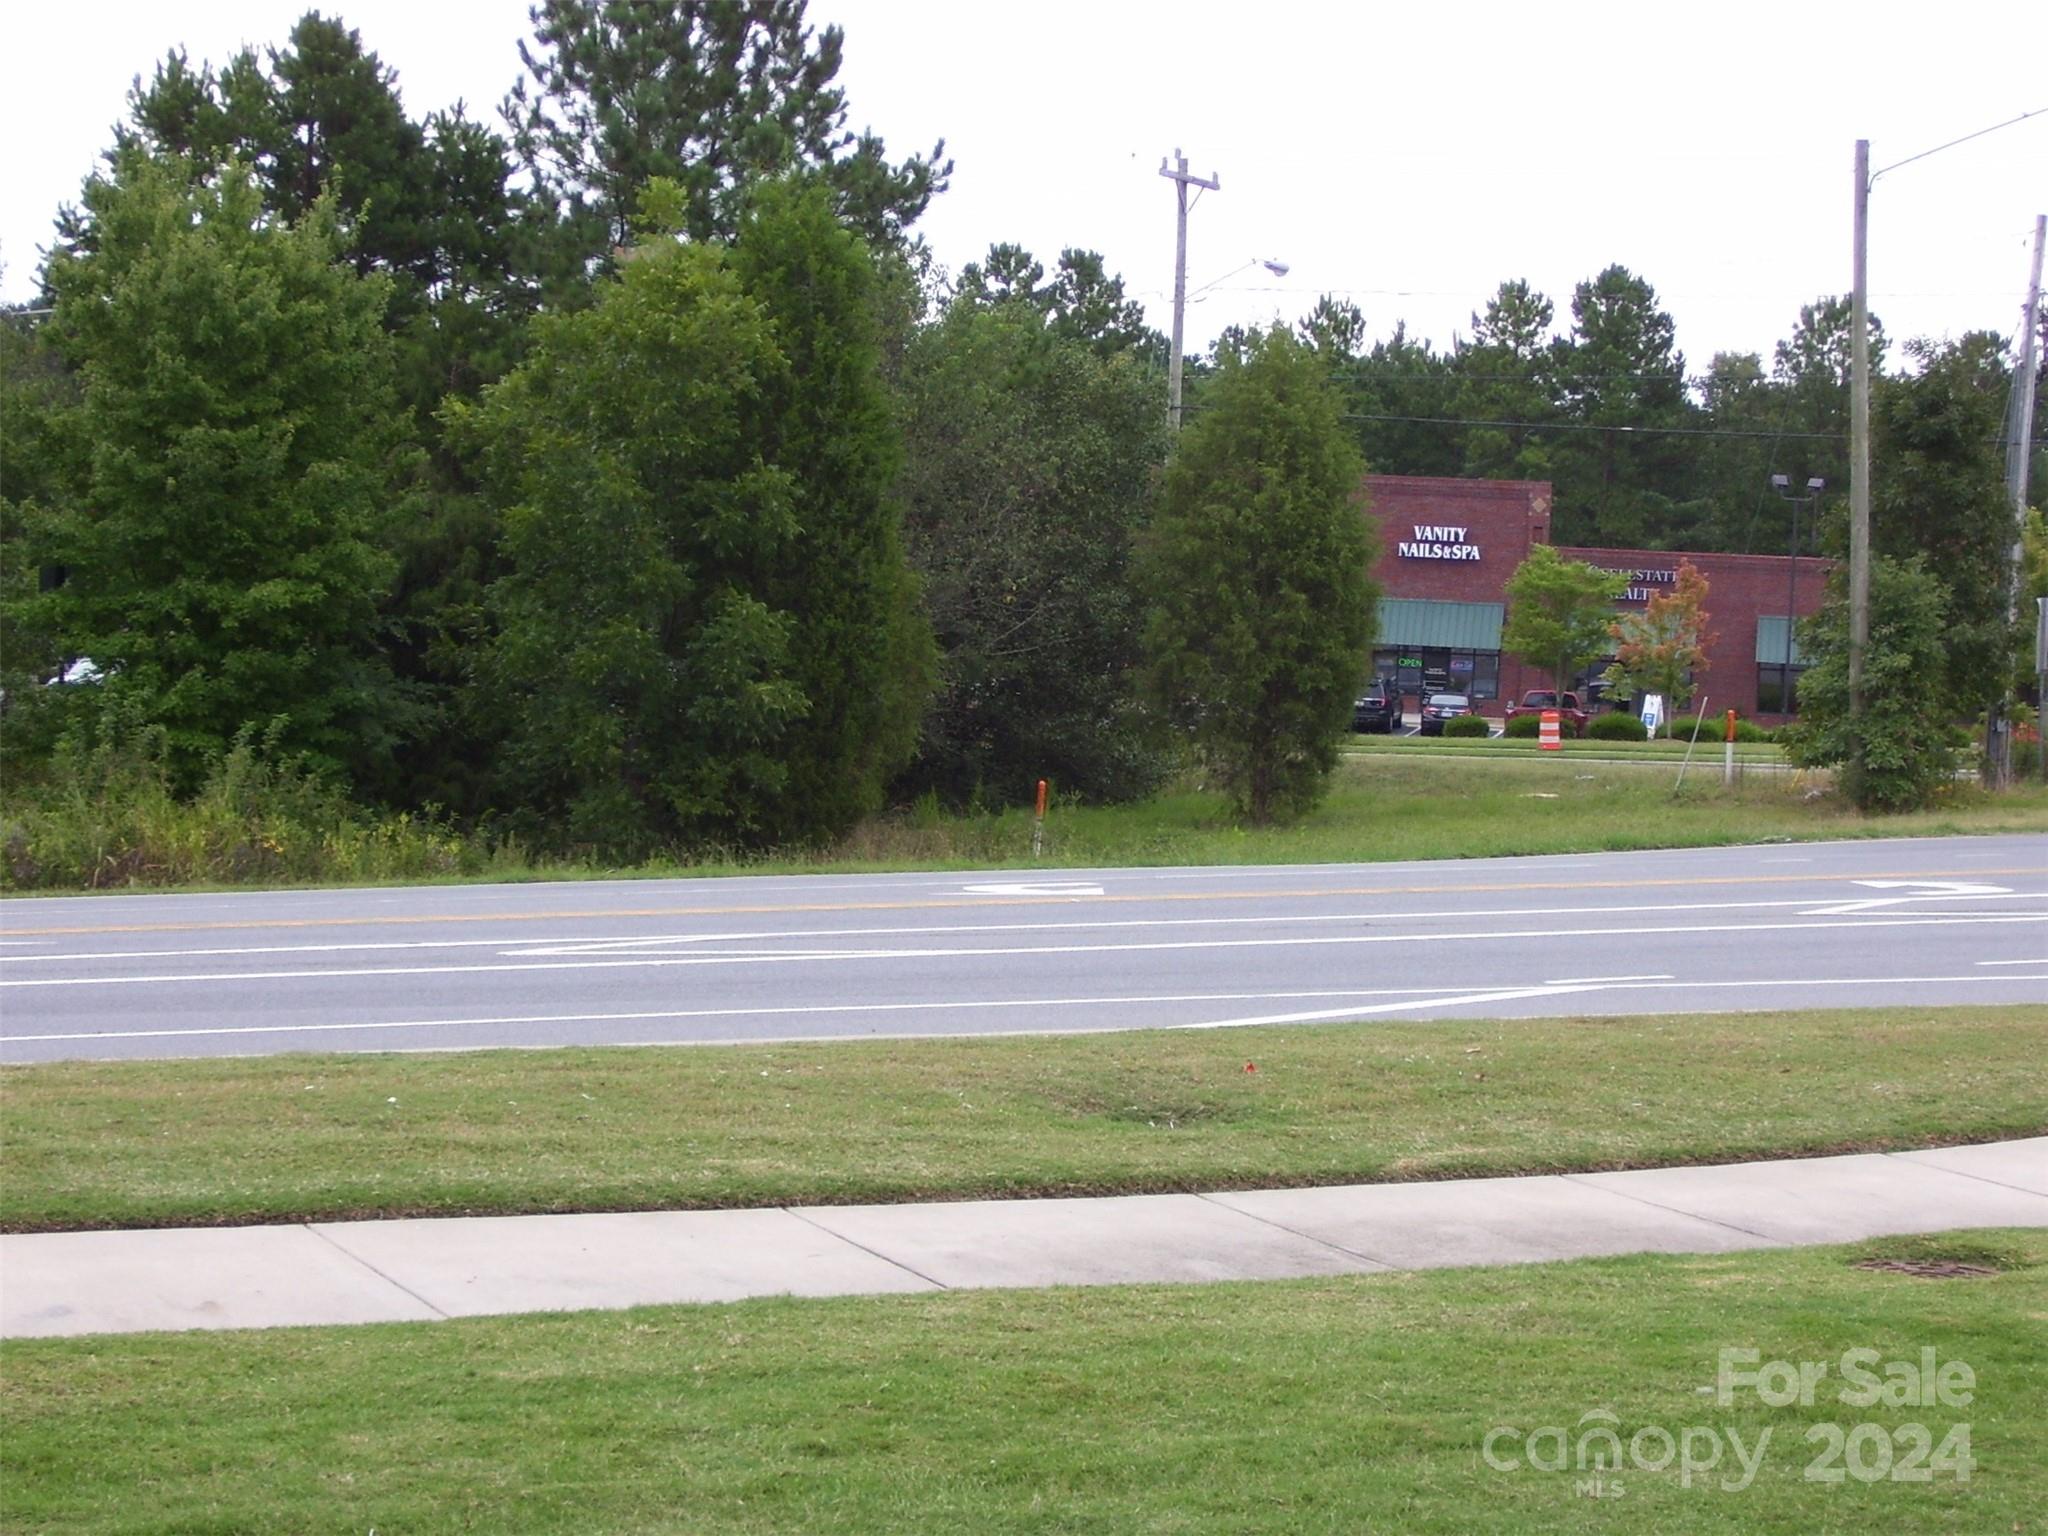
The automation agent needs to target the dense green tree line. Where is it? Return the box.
[3,1,2039,853]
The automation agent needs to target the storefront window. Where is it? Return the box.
[1376,648,1500,701]
[1758,664,1804,714]
[1468,652,1499,702]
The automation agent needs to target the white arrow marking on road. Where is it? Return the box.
[1805,880,2011,916]
[960,881,1105,897]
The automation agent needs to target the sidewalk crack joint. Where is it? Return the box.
[1558,1175,1786,1243]
[1192,1192,1398,1270]
[783,1208,950,1291]
[304,1224,450,1319]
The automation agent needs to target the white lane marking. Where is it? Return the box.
[0,986,1496,1043]
[1178,986,1597,1029]
[12,891,2046,966]
[7,972,2045,1047]
[959,881,1105,897]
[1976,958,2048,966]
[2,913,2044,998]
[1805,880,2012,916]
[1543,973,1676,985]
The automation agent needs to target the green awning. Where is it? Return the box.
[1377,598,1504,651]
[1755,616,1808,667]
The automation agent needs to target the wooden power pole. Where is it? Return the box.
[1160,148,1219,432]
[1849,139,1872,773]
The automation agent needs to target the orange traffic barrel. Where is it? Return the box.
[1540,709,1562,751]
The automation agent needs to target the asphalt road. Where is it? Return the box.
[2,835,2043,1063]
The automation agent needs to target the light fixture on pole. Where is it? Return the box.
[1186,256,1291,304]
[1770,475,1825,716]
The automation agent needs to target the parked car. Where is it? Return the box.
[1352,681,1402,733]
[1503,689,1590,735]
[1417,692,1473,735]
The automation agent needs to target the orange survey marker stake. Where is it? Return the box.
[1539,709,1562,752]
[1032,779,1048,859]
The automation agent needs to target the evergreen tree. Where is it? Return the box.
[1785,557,1955,811]
[503,0,948,257]
[894,300,1171,806]
[0,314,86,760]
[1688,350,1780,553]
[9,156,416,786]
[1868,332,2019,722]
[727,179,932,842]
[1139,328,1376,823]
[456,178,926,852]
[1548,265,1693,546]
[1452,279,1558,483]
[954,243,1164,360]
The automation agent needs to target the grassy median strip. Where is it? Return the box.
[4,1230,2043,1533]
[9,753,2047,893]
[4,1006,2043,1232]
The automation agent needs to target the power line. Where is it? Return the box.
[1178,401,1845,442]
[1336,413,1845,441]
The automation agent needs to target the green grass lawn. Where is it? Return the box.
[6,1006,2043,1232]
[814,755,2048,874]
[1342,731,1789,759]
[9,749,2046,894]
[3,1229,2041,1533]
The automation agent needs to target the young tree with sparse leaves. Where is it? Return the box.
[1603,559,1714,732]
[1502,545,1628,710]
[1139,328,1376,824]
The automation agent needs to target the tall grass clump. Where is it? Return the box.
[1,714,483,890]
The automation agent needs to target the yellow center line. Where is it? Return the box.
[0,865,2038,938]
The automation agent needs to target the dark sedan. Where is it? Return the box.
[1417,692,1473,735]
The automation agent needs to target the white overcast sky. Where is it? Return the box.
[3,0,2042,371]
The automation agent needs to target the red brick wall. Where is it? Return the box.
[1364,475,1552,604]
[1558,546,1833,722]
[1364,475,1833,722]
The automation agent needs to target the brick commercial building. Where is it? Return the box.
[1365,475,1833,722]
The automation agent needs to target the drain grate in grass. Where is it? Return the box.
[1854,1258,2001,1279]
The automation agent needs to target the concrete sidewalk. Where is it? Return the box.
[5,1139,2044,1339]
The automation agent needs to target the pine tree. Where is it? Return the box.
[503,0,948,257]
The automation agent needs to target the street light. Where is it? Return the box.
[1186,257,1291,303]
[1770,475,1825,716]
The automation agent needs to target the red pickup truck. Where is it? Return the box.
[1503,690,1590,735]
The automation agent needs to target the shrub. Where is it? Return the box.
[1587,713,1649,741]
[1502,714,1543,739]
[1666,714,1769,743]
[1442,714,1491,738]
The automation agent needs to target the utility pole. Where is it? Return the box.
[1849,112,2046,791]
[1160,148,1219,432]
[2008,215,2044,527]
[1849,139,1872,777]
[1995,214,2045,788]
